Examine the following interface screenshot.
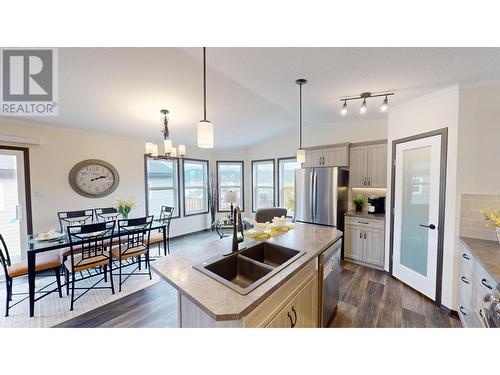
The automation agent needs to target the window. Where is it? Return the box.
[252,159,275,212]
[278,157,301,216]
[183,159,209,215]
[217,161,244,211]
[145,157,180,219]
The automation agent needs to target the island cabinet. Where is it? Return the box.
[344,216,385,268]
[243,259,319,328]
[349,141,387,188]
[303,144,349,168]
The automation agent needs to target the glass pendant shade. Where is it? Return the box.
[164,138,173,154]
[297,148,306,163]
[197,120,214,148]
[145,142,155,154]
[178,144,186,156]
[171,147,177,157]
[151,144,159,157]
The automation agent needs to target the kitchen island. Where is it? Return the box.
[152,222,342,328]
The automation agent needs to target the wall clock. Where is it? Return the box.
[69,159,120,198]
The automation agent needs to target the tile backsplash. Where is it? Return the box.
[349,188,387,212]
[460,193,500,241]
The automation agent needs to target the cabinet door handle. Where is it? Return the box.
[481,278,493,290]
[479,309,484,318]
[359,231,362,239]
[364,231,367,239]
[368,177,371,186]
[363,177,367,186]
[288,307,297,328]
[459,306,467,316]
[358,221,369,225]
[461,276,469,284]
[462,253,470,260]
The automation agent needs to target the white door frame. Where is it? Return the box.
[0,146,33,260]
[389,128,447,305]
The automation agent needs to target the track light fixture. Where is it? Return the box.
[340,100,347,115]
[339,91,394,115]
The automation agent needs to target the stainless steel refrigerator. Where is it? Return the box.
[294,167,349,228]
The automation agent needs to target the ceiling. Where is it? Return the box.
[12,47,500,148]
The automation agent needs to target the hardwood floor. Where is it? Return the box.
[328,261,461,328]
[57,230,461,328]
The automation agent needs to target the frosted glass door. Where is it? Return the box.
[0,149,28,262]
[393,135,441,300]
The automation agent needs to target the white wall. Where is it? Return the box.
[386,86,460,309]
[0,119,212,237]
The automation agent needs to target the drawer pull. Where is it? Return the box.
[460,276,470,284]
[288,307,297,328]
[459,306,467,316]
[481,278,493,290]
[462,253,470,260]
[358,221,369,225]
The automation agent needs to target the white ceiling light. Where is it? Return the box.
[380,95,389,112]
[340,100,348,115]
[360,98,367,114]
[295,78,307,164]
[197,47,214,149]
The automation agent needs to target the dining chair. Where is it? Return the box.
[148,206,174,256]
[65,221,115,311]
[94,207,121,222]
[0,233,62,317]
[57,209,94,233]
[112,216,153,292]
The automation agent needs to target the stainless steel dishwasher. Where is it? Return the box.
[318,239,342,327]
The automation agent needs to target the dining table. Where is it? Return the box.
[25,219,168,317]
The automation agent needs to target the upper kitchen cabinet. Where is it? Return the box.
[349,141,387,188]
[303,143,349,168]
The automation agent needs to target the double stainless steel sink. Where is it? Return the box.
[193,243,304,295]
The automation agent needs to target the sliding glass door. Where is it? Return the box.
[0,148,29,261]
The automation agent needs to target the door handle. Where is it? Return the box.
[462,253,470,260]
[461,276,469,284]
[419,224,436,230]
[481,278,493,290]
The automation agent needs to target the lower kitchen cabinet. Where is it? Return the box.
[344,216,385,268]
[266,274,318,328]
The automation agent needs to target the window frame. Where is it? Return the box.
[182,157,210,217]
[216,160,245,212]
[251,158,276,213]
[277,156,300,217]
[144,155,181,219]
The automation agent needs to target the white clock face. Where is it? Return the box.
[75,164,115,196]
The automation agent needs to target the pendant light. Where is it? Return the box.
[295,78,307,163]
[197,47,214,148]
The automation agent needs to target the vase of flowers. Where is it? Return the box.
[481,208,500,244]
[113,196,136,220]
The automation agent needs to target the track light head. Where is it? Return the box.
[380,96,388,112]
[340,100,347,115]
[360,98,367,114]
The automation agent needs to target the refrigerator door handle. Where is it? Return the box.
[312,170,317,221]
[309,171,314,221]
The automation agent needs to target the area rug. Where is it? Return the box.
[0,264,160,328]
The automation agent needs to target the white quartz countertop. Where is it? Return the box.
[152,223,343,320]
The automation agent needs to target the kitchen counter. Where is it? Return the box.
[460,237,500,283]
[345,211,385,221]
[152,222,342,322]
